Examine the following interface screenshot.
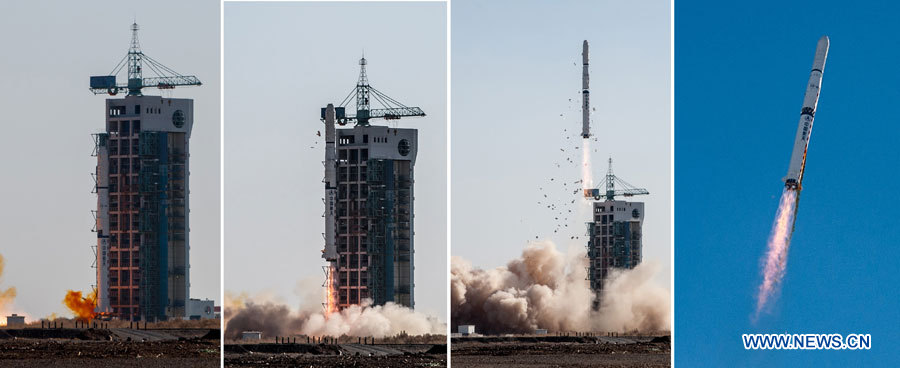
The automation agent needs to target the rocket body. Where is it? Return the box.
[323,104,338,261]
[582,40,590,139]
[784,36,829,190]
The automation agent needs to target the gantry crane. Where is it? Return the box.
[322,56,425,126]
[89,23,201,96]
[584,158,649,201]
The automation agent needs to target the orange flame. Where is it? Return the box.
[324,264,338,317]
[64,290,98,321]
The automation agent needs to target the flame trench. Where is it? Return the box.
[756,188,798,317]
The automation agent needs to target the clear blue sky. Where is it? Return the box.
[676,0,900,365]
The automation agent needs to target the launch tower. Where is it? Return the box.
[322,57,424,310]
[90,23,201,321]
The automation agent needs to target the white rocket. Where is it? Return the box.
[784,36,829,190]
[323,104,338,261]
[582,40,590,138]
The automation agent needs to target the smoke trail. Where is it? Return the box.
[63,290,98,321]
[224,291,445,340]
[755,188,798,318]
[451,241,670,334]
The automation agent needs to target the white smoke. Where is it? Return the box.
[224,287,444,339]
[451,240,670,334]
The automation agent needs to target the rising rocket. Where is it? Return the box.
[323,104,338,261]
[784,36,829,190]
[582,40,590,138]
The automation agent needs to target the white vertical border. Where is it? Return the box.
[445,0,452,365]
[219,0,226,366]
[669,0,675,364]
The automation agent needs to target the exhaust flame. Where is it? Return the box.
[581,138,593,191]
[0,254,17,321]
[324,264,338,317]
[64,289,98,321]
[755,188,798,319]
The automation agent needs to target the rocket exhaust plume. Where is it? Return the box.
[451,241,670,334]
[0,254,17,320]
[323,265,338,317]
[64,289,98,321]
[755,188,797,318]
[582,139,593,192]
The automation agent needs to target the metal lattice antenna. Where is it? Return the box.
[330,56,426,126]
[356,56,370,122]
[89,23,201,96]
[584,157,650,201]
[127,23,143,94]
[605,158,616,200]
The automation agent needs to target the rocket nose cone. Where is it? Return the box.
[813,35,829,68]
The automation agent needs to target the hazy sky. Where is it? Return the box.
[224,2,447,318]
[677,0,900,365]
[451,0,672,286]
[0,0,221,319]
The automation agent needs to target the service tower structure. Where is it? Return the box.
[90,23,201,321]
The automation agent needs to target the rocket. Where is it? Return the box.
[322,104,338,261]
[582,40,590,139]
[784,36,829,190]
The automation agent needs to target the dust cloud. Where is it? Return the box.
[224,289,444,340]
[451,240,669,335]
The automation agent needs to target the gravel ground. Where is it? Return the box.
[224,343,447,367]
[451,336,670,368]
[0,339,220,368]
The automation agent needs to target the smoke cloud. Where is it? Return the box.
[224,290,445,340]
[451,241,670,335]
[0,253,17,319]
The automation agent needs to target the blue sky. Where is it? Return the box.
[676,0,900,365]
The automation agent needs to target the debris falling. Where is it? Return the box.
[756,188,798,318]
[63,290,98,321]
[451,241,670,334]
